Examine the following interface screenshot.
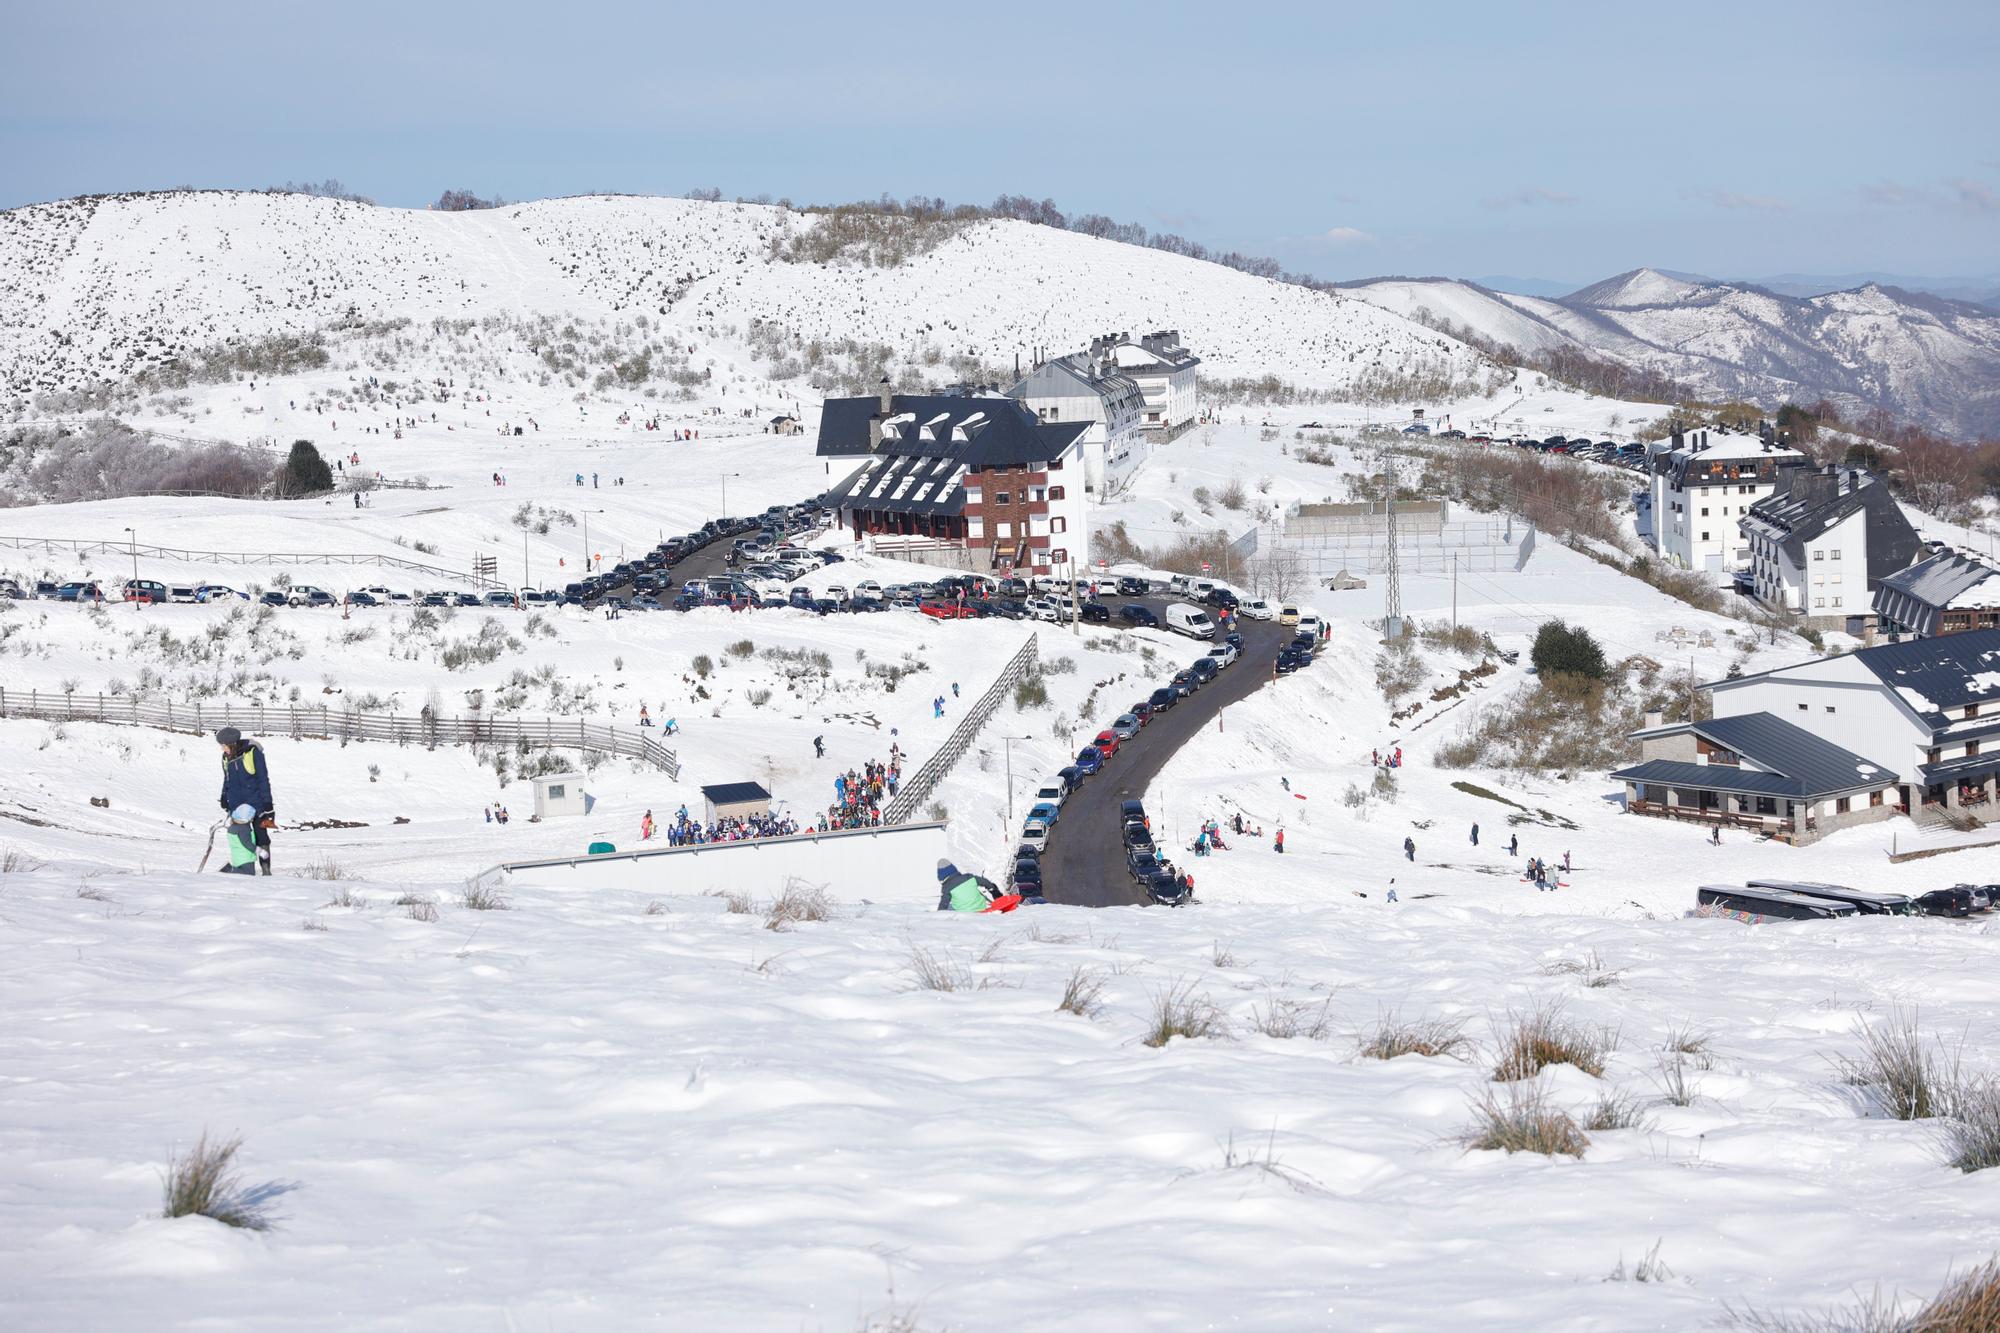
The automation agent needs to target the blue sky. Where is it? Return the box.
[4,0,1995,285]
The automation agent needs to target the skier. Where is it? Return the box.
[1403,836,1415,862]
[215,727,274,876]
[813,735,825,759]
[639,704,652,728]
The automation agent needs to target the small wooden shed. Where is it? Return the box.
[532,771,587,819]
[702,781,772,824]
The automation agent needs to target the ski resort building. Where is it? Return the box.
[1614,628,2000,839]
[1873,548,2000,639]
[815,384,1090,576]
[1741,465,1919,632]
[1113,330,1201,436]
[1006,337,1147,492]
[1644,427,1806,577]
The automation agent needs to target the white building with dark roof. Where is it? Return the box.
[1873,548,2000,638]
[1006,337,1147,493]
[1645,426,1806,576]
[815,382,1089,577]
[1741,465,1919,630]
[1098,330,1200,437]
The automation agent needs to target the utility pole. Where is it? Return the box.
[1383,460,1404,640]
[122,527,137,584]
[1451,553,1458,633]
[523,531,530,591]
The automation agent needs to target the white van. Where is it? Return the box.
[1296,612,1324,640]
[1240,597,1275,620]
[1164,603,1214,638]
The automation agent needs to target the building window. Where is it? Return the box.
[1968,741,1981,758]
[1928,748,1942,765]
[1701,532,1710,542]
[1825,705,1836,713]
[1798,703,1808,711]
[1755,797,1777,815]
[1814,597,1824,607]
[1051,516,1066,533]
[1870,789,1884,807]
[994,492,1009,506]
[1048,485,1065,501]
[967,518,984,539]
[995,521,1012,538]
[1836,796,1852,814]
[1701,507,1709,517]
[1829,550,1840,559]
[1966,704,1980,719]
[1049,548,1067,565]
[1813,549,1824,560]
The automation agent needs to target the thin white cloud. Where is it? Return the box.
[1481,186,1576,211]
[1857,179,1921,206]
[1322,226,1374,245]
[1948,178,1999,214]
[1687,188,1791,212]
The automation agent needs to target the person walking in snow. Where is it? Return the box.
[1470,822,1479,847]
[813,735,825,759]
[1274,827,1285,854]
[1386,880,1399,904]
[215,727,275,876]
[639,704,652,728]
[1508,832,1519,857]
[1562,850,1571,873]
[641,810,656,841]
[1403,836,1416,862]
[951,681,960,699]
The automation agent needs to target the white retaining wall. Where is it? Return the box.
[493,821,951,904]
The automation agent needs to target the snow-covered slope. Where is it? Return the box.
[0,191,1495,407]
[1343,267,2000,438]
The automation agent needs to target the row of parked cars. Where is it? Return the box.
[1009,634,1259,906]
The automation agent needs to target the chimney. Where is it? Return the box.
[867,375,893,451]
[1644,709,1662,730]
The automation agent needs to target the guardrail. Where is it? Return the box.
[0,688,678,778]
[0,535,495,588]
[882,633,1039,824]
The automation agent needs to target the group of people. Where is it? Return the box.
[1191,818,1231,856]
[636,705,679,733]
[484,803,512,825]
[650,805,801,846]
[826,752,900,830]
[1371,746,1405,769]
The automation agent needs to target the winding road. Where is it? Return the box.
[1041,609,1294,907]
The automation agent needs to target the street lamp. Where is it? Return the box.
[121,527,137,583]
[720,471,742,517]
[1000,733,1033,826]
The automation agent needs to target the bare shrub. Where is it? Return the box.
[908,945,971,993]
[727,638,755,659]
[1,845,42,873]
[1210,940,1240,969]
[1253,996,1334,1041]
[1141,981,1226,1048]
[1654,1053,1697,1107]
[461,881,510,911]
[1358,1011,1472,1061]
[395,892,438,922]
[294,858,354,881]
[322,887,365,909]
[1941,1081,2000,1174]
[1461,1083,1588,1158]
[1541,948,1622,988]
[160,1131,277,1230]
[720,890,754,915]
[1056,966,1105,1018]
[765,880,833,931]
[1835,1007,1962,1120]
[75,884,111,903]
[300,917,328,933]
[1662,1023,1716,1067]
[643,899,667,916]
[1583,1090,1652,1132]
[1492,1003,1614,1081]
[1726,1255,2000,1331]
[1605,1239,1674,1284]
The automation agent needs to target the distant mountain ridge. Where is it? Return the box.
[1343,267,2000,438]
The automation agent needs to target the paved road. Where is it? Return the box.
[1041,609,1295,907]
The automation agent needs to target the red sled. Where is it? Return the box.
[981,894,1024,913]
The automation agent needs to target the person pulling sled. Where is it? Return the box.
[215,727,275,875]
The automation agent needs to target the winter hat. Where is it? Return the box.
[215,726,242,747]
[936,858,958,883]
[231,803,257,823]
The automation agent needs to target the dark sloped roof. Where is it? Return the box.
[1873,550,2000,636]
[1692,714,1892,794]
[1918,752,2000,785]
[1849,628,2000,722]
[701,781,772,805]
[825,453,968,518]
[1611,759,1805,798]
[1742,468,1918,579]
[816,393,1088,465]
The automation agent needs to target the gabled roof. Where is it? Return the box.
[815,393,1087,465]
[1873,550,2000,636]
[1692,713,1893,794]
[825,453,969,518]
[1847,627,2000,723]
[1742,467,1918,578]
[1610,758,1806,798]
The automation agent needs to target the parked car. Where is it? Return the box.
[1203,587,1239,611]
[1074,746,1105,776]
[288,586,334,608]
[57,581,102,602]
[0,578,24,600]
[346,590,381,607]
[167,585,200,604]
[1055,766,1084,794]
[1023,597,1063,622]
[122,579,169,604]
[1033,781,1068,812]
[1278,606,1301,625]
[1019,818,1051,853]
[1116,575,1151,596]
[1091,730,1121,759]
[1916,886,1976,918]
[1118,604,1160,628]
[1080,601,1111,624]
[1170,670,1198,696]
[1122,820,1155,855]
[259,590,288,607]
[1276,646,1309,675]
[33,580,60,599]
[1148,687,1177,712]
[1027,801,1061,829]
[482,590,517,608]
[920,600,978,620]
[1207,645,1238,671]
[1239,598,1275,620]
[1188,657,1219,684]
[1127,849,1166,883]
[1111,713,1142,740]
[1296,614,1324,640]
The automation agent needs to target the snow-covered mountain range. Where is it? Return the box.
[0,190,1496,412]
[1345,268,2000,439]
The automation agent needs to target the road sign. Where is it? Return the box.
[1200,561,1211,573]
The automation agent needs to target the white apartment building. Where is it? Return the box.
[1645,428,1806,576]
[1006,341,1147,493]
[1104,330,1200,436]
[1741,465,1918,630]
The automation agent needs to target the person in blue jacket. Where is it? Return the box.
[216,727,275,875]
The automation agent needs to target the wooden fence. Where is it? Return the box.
[882,634,1039,824]
[0,688,678,778]
[0,534,494,588]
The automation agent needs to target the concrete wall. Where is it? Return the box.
[495,821,952,905]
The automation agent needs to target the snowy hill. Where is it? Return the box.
[0,191,1498,410]
[1343,267,2000,437]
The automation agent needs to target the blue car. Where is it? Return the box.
[345,591,380,607]
[1028,801,1060,828]
[1074,746,1104,776]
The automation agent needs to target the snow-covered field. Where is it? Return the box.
[3,192,1998,1330]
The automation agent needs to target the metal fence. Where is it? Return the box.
[0,534,496,588]
[0,689,678,778]
[883,634,1040,824]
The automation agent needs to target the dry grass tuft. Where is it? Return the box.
[1,845,43,873]
[293,859,354,881]
[1141,981,1226,1048]
[1941,1081,2000,1174]
[300,917,328,932]
[1492,1002,1615,1081]
[322,887,364,909]
[1056,966,1105,1018]
[1605,1239,1673,1284]
[1358,1011,1473,1061]
[161,1130,277,1230]
[1662,1022,1716,1067]
[394,893,438,923]
[1583,1090,1652,1132]
[907,945,971,993]
[1836,1006,1963,1121]
[1727,1255,2000,1331]
[720,890,754,915]
[643,899,667,916]
[1462,1083,1589,1158]
[1541,948,1622,988]
[765,881,834,931]
[461,881,510,911]
[1252,997,1334,1041]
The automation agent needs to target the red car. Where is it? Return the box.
[920,600,979,620]
[1092,729,1120,759]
